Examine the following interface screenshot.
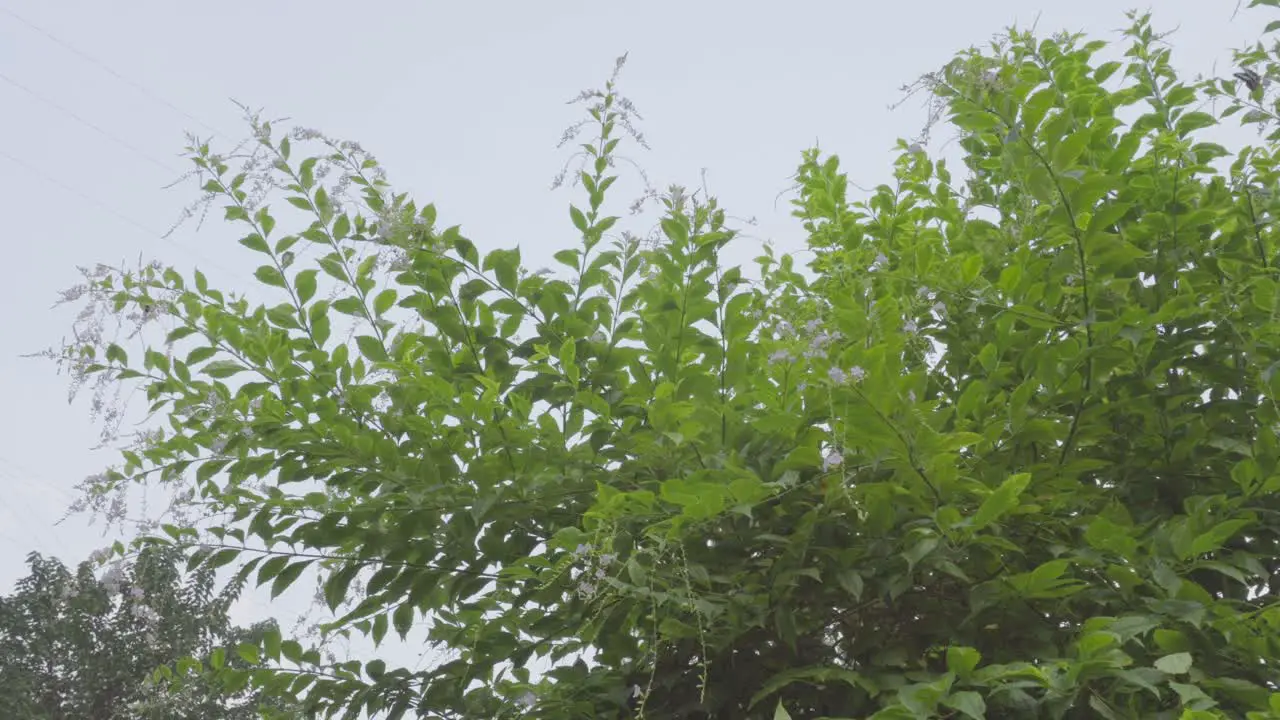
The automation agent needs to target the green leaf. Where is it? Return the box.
[570,205,589,234]
[1168,682,1216,711]
[1175,111,1216,137]
[484,248,521,291]
[324,564,361,612]
[773,701,793,720]
[392,603,414,639]
[970,473,1031,531]
[203,360,246,378]
[263,625,281,660]
[451,232,479,266]
[332,213,351,241]
[1188,519,1251,557]
[106,343,128,365]
[1051,130,1090,171]
[239,233,270,253]
[295,269,318,304]
[254,265,286,288]
[836,569,864,600]
[946,646,981,676]
[356,335,388,362]
[943,691,987,719]
[373,288,398,316]
[1155,652,1193,675]
[903,535,938,571]
[256,556,288,587]
[270,560,312,599]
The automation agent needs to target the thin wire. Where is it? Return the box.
[0,146,248,281]
[0,69,183,174]
[0,456,76,502]
[0,4,228,139]
[0,463,70,556]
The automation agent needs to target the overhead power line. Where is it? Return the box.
[0,69,184,174]
[0,146,248,281]
[0,4,229,139]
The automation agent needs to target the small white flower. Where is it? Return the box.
[599,553,616,565]
[849,366,866,382]
[931,302,946,316]
[769,349,792,366]
[573,543,591,558]
[908,390,917,403]
[516,691,536,708]
[869,253,888,271]
[823,450,844,471]
[630,684,644,699]
[805,319,822,334]
[776,320,794,338]
[828,367,847,384]
[903,319,919,334]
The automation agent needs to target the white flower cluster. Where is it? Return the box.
[570,543,616,599]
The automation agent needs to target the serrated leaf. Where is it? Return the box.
[324,564,360,612]
[356,335,388,362]
[971,473,1031,531]
[270,560,312,599]
[392,603,414,639]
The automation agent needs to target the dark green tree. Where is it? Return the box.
[0,546,298,719]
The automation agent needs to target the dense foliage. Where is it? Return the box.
[43,3,1280,717]
[0,546,297,719]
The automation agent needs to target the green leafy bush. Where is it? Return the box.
[45,6,1280,718]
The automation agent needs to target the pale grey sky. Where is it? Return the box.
[0,0,1262,691]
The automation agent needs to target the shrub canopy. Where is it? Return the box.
[48,6,1280,719]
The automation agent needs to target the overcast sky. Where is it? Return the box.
[0,0,1264,692]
